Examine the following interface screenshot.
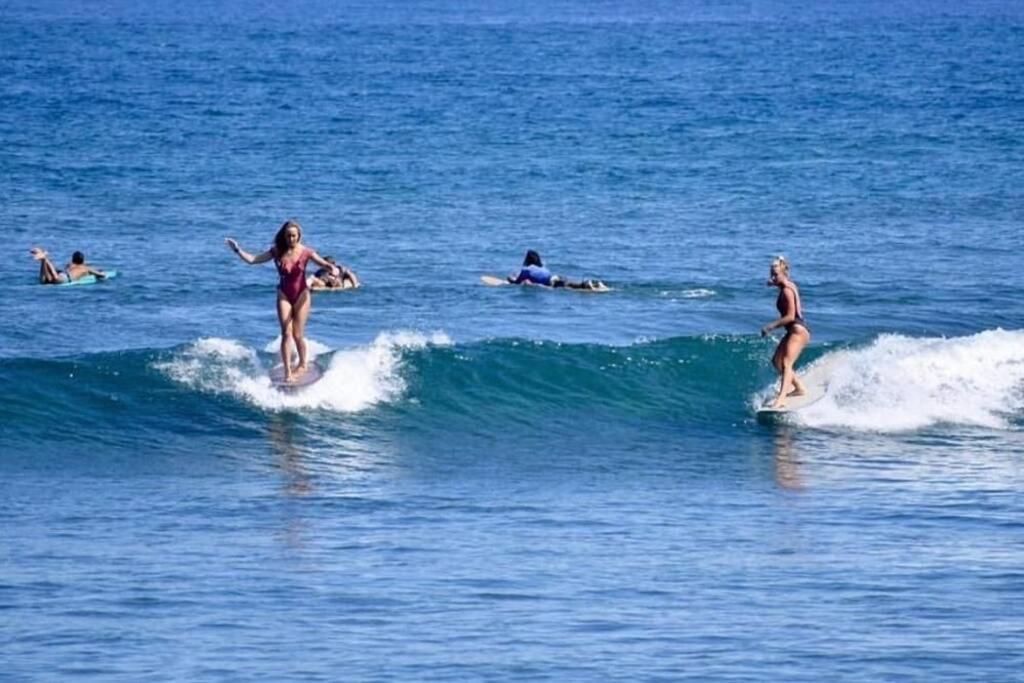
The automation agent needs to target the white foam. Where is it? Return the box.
[156,331,451,413]
[771,330,1024,432]
[660,288,716,299]
[189,337,258,362]
[153,337,261,394]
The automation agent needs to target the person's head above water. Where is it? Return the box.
[71,251,85,265]
[769,255,790,283]
[315,256,337,278]
[523,250,543,268]
[274,220,302,255]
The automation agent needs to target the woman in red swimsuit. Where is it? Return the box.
[226,220,339,383]
[761,255,810,408]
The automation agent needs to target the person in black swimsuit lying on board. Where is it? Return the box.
[508,250,607,290]
[309,256,360,290]
[761,255,810,408]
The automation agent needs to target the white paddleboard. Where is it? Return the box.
[756,353,842,422]
[269,362,324,390]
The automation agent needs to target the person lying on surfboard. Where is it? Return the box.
[309,256,360,290]
[30,247,107,284]
[761,255,810,408]
[225,220,340,384]
[507,250,608,291]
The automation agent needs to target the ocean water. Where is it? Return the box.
[3,1,1024,680]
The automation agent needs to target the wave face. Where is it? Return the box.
[3,330,1022,443]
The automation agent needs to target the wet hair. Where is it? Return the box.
[772,255,790,277]
[274,220,302,256]
[71,251,85,265]
[523,250,543,267]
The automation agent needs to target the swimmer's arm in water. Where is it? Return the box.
[225,238,273,265]
[761,288,797,337]
[307,249,341,277]
[507,269,528,284]
[337,264,360,287]
[88,267,107,279]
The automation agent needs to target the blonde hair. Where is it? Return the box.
[771,255,790,277]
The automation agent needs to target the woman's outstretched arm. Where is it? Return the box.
[307,249,341,275]
[225,238,273,264]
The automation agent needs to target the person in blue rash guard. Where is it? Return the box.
[507,250,607,290]
[509,249,553,285]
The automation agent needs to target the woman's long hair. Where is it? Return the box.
[274,219,302,256]
[523,250,543,267]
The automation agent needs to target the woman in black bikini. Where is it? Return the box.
[761,256,810,408]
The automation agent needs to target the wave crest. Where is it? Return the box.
[785,330,1024,432]
[155,330,452,413]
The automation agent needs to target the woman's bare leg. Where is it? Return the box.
[770,339,786,399]
[772,341,784,374]
[41,258,64,284]
[291,290,311,374]
[32,248,63,284]
[276,294,296,381]
[787,327,810,397]
[771,329,810,408]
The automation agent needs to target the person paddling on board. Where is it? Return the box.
[761,255,810,408]
[31,247,107,284]
[507,250,607,291]
[225,220,340,384]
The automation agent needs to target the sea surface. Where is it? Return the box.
[3,1,1024,680]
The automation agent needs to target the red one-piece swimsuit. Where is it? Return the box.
[274,247,311,304]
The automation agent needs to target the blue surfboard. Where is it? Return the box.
[58,270,119,286]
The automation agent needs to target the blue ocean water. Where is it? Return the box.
[3,1,1024,680]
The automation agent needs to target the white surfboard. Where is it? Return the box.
[306,275,359,291]
[480,274,612,293]
[756,353,843,422]
[269,362,324,391]
[481,274,509,287]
